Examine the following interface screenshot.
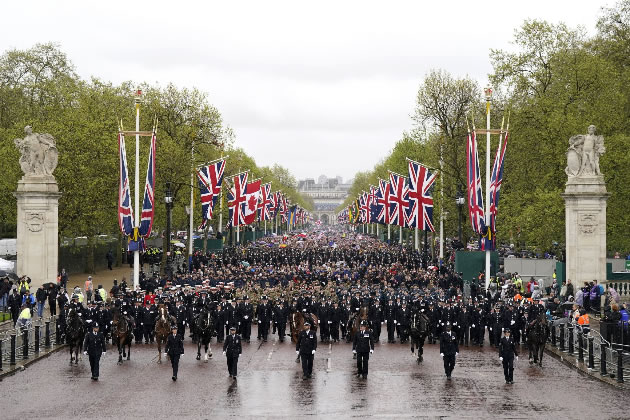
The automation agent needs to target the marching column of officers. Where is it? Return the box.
[62,287,539,384]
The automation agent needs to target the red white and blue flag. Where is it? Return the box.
[359,192,370,224]
[467,130,485,234]
[374,179,391,225]
[489,131,509,235]
[138,132,157,237]
[367,185,377,224]
[197,158,226,229]
[228,172,248,228]
[258,182,272,222]
[388,172,409,227]
[118,133,134,237]
[406,159,437,232]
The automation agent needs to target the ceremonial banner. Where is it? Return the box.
[138,132,157,237]
[228,172,248,227]
[118,133,134,237]
[406,159,437,232]
[243,179,261,225]
[388,172,409,227]
[374,179,391,225]
[466,130,485,234]
[197,158,226,228]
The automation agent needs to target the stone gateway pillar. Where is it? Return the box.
[13,127,61,289]
[562,125,609,287]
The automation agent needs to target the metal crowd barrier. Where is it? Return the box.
[549,319,630,383]
[0,316,60,370]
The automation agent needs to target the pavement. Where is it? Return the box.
[1,327,628,419]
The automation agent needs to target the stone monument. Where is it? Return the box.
[13,126,61,289]
[563,125,609,288]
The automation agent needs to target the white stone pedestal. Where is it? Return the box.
[562,175,609,287]
[14,176,61,289]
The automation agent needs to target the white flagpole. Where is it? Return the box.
[439,144,444,263]
[133,92,140,290]
[485,87,492,290]
[189,142,194,258]
[415,228,419,250]
[399,227,402,244]
[388,224,391,242]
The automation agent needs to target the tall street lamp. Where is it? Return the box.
[165,183,173,253]
[455,191,465,242]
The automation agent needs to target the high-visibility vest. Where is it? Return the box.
[19,280,29,293]
[578,314,590,326]
[19,308,31,319]
[99,288,107,301]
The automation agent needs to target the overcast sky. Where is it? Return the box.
[0,0,610,182]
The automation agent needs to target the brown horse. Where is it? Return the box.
[112,308,133,365]
[66,308,85,365]
[290,310,318,344]
[348,306,369,342]
[154,305,173,364]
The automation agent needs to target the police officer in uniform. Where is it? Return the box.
[352,320,374,378]
[499,328,518,384]
[83,322,106,380]
[439,323,459,380]
[165,324,184,381]
[223,326,242,379]
[296,321,317,379]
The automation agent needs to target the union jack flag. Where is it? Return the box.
[138,132,156,237]
[197,158,226,229]
[388,172,409,227]
[489,131,509,235]
[360,192,370,224]
[118,133,134,237]
[258,183,272,221]
[228,172,248,227]
[406,159,437,232]
[374,179,391,225]
[467,130,485,234]
[272,191,282,218]
[279,193,288,223]
[368,185,377,224]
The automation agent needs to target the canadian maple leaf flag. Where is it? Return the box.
[243,179,261,225]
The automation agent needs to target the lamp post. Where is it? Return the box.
[164,183,173,255]
[164,183,173,278]
[456,192,465,242]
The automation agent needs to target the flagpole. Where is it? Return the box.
[484,87,492,290]
[415,228,419,250]
[388,224,391,243]
[439,144,444,263]
[133,92,140,290]
[189,141,195,260]
[399,227,402,244]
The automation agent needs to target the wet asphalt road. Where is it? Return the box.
[1,326,627,419]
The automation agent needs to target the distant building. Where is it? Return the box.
[298,175,352,225]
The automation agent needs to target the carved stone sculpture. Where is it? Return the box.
[14,126,58,177]
[565,125,605,177]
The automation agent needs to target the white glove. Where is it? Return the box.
[102,352,106,356]
[226,321,229,324]
[455,352,459,356]
[453,322,457,326]
[296,351,300,355]
[440,353,444,358]
[499,357,503,361]
[516,356,519,361]
[318,320,320,324]
[394,320,397,324]
[141,323,143,326]
[381,321,384,324]
[511,320,515,325]
[370,350,373,354]
[328,321,332,324]
[238,322,241,325]
[110,321,113,324]
[244,316,248,320]
[472,324,475,328]
[223,351,226,356]
[312,350,316,355]
[83,351,88,355]
[489,328,492,331]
